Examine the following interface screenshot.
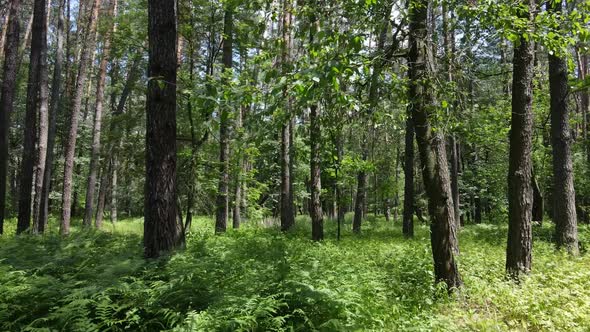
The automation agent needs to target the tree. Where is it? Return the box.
[17,0,49,234]
[60,0,101,235]
[506,0,535,278]
[214,6,233,234]
[408,0,461,290]
[144,0,182,258]
[83,0,117,227]
[548,0,578,255]
[39,0,67,233]
[402,115,414,237]
[280,0,295,232]
[0,0,21,235]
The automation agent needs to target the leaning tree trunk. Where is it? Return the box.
[548,0,578,255]
[215,7,233,234]
[0,0,22,235]
[144,0,182,258]
[506,0,535,278]
[408,0,461,290]
[18,0,49,234]
[39,0,66,233]
[60,0,101,235]
[83,0,117,227]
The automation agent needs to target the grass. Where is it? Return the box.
[1,215,590,331]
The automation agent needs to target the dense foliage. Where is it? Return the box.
[2,216,590,331]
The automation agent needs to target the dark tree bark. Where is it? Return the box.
[531,172,543,222]
[403,115,415,237]
[31,0,50,234]
[144,0,182,258]
[215,7,233,234]
[83,0,117,227]
[506,0,535,278]
[280,0,295,231]
[18,0,49,234]
[0,0,21,235]
[39,0,66,233]
[548,0,578,255]
[60,0,101,235]
[408,0,461,290]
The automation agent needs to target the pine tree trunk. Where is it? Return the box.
[215,8,233,234]
[506,0,535,278]
[18,0,49,234]
[60,0,101,235]
[353,141,368,233]
[408,0,461,290]
[39,0,66,233]
[232,104,245,229]
[144,0,181,258]
[0,0,22,235]
[83,0,117,227]
[403,115,415,237]
[549,0,578,255]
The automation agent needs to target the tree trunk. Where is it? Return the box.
[531,172,543,222]
[144,0,181,258]
[215,8,233,234]
[60,0,101,235]
[280,0,295,231]
[39,0,66,233]
[506,0,535,278]
[403,115,415,237]
[353,140,368,233]
[548,1,578,254]
[408,0,461,290]
[83,0,117,227]
[310,104,323,240]
[232,104,245,229]
[18,0,49,234]
[0,0,22,235]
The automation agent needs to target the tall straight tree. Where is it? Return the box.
[83,0,117,227]
[39,0,66,233]
[60,0,101,235]
[144,0,182,258]
[0,0,21,235]
[31,0,50,234]
[506,0,535,278]
[308,3,323,241]
[17,0,49,234]
[548,0,578,255]
[215,6,233,234]
[408,0,461,290]
[280,0,295,231]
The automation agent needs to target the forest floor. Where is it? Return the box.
[1,215,590,331]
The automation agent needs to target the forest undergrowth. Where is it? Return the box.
[1,215,590,331]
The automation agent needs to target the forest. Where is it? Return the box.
[1,0,590,330]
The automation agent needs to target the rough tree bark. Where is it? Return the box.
[408,0,461,290]
[60,0,101,235]
[144,0,182,258]
[506,0,535,278]
[548,0,578,255]
[18,0,49,234]
[0,0,21,235]
[83,0,117,227]
[215,7,233,234]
